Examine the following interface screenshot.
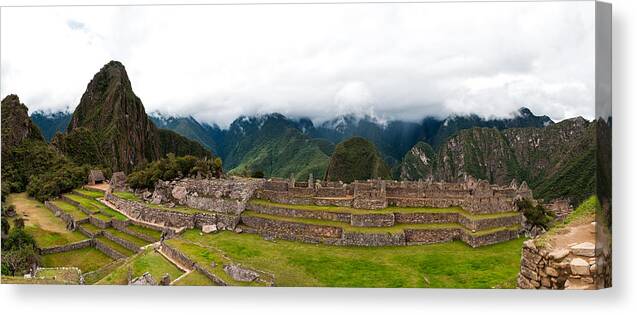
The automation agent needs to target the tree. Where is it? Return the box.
[213,157,223,178]
[516,199,555,230]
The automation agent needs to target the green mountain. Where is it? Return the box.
[56,61,210,173]
[1,95,70,193]
[223,114,330,180]
[400,117,594,203]
[324,137,391,183]
[399,141,437,180]
[30,111,71,142]
[150,113,219,153]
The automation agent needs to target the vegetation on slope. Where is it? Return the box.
[127,154,223,190]
[324,137,391,183]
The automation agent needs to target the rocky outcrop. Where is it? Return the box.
[1,94,44,158]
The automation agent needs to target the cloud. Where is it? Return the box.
[1,2,595,127]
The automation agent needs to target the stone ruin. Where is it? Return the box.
[256,175,533,214]
[110,171,127,191]
[87,169,106,185]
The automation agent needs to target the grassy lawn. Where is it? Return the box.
[99,207,128,221]
[96,249,184,285]
[96,236,136,257]
[51,200,88,220]
[165,238,266,286]
[242,210,520,236]
[172,271,217,286]
[113,191,139,201]
[64,194,104,213]
[104,228,150,248]
[248,199,519,220]
[35,268,81,284]
[1,276,72,285]
[93,213,112,222]
[126,224,162,240]
[6,193,87,248]
[41,247,114,273]
[74,189,105,199]
[79,222,101,234]
[170,230,525,288]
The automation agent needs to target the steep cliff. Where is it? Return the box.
[400,117,594,203]
[59,61,210,172]
[1,95,44,158]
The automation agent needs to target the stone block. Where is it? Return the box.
[548,248,570,261]
[570,258,590,276]
[570,242,596,257]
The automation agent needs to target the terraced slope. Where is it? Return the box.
[242,199,521,247]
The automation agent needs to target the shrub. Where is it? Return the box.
[26,163,89,202]
[516,199,555,230]
[251,170,265,178]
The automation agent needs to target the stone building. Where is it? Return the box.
[87,170,106,185]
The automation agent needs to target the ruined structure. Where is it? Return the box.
[110,171,127,191]
[87,170,106,185]
[255,176,532,214]
[100,175,529,248]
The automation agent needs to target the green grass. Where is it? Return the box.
[6,193,87,248]
[126,224,162,241]
[99,207,128,221]
[74,189,105,199]
[79,222,101,234]
[95,236,136,257]
[172,271,217,286]
[35,268,81,284]
[242,210,519,236]
[96,249,184,285]
[248,199,519,220]
[64,194,105,213]
[40,247,114,273]
[104,228,151,248]
[92,213,112,222]
[170,230,525,288]
[113,191,138,201]
[83,259,128,284]
[51,200,88,220]
[536,195,599,248]
[23,225,87,249]
[165,238,266,286]
[1,276,72,285]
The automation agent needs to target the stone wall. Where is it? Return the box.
[160,242,228,286]
[256,176,527,214]
[241,215,342,239]
[95,238,127,260]
[107,194,212,229]
[61,195,93,215]
[404,228,460,244]
[350,213,395,227]
[458,214,522,231]
[40,239,93,255]
[394,212,458,224]
[241,214,519,247]
[247,202,351,223]
[517,239,611,289]
[461,229,520,248]
[103,231,142,253]
[89,216,111,229]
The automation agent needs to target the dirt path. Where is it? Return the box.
[7,193,68,234]
[550,221,596,249]
[85,183,110,192]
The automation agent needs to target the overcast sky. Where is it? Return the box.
[1,1,595,127]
